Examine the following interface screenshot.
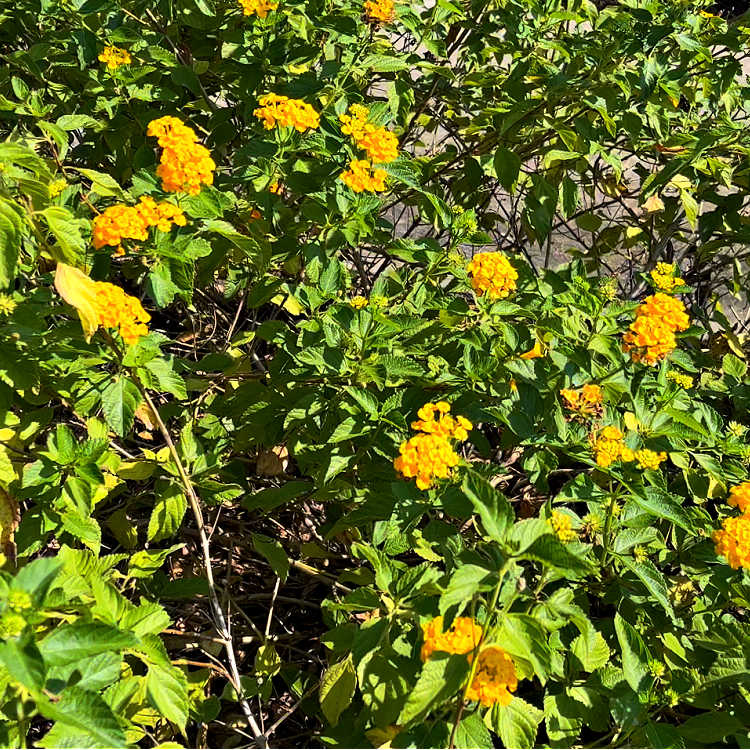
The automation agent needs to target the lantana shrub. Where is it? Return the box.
[0,0,749,747]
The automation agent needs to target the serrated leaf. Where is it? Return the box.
[398,654,469,726]
[571,629,610,672]
[490,696,544,749]
[148,482,187,543]
[631,487,691,532]
[614,612,651,695]
[462,470,513,542]
[619,557,675,620]
[100,377,142,437]
[146,662,189,732]
[252,533,289,582]
[320,654,356,727]
[39,623,137,667]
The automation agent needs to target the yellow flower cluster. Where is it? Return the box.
[350,295,368,309]
[238,0,277,17]
[394,401,471,489]
[48,178,66,198]
[364,0,395,22]
[650,262,685,293]
[92,197,187,255]
[622,293,690,365]
[466,646,518,707]
[634,448,667,471]
[147,116,216,195]
[667,370,693,389]
[253,93,320,132]
[548,510,576,542]
[729,481,750,513]
[339,104,399,164]
[713,515,750,570]
[98,45,131,70]
[560,384,603,418]
[590,426,633,468]
[466,252,518,300]
[340,159,387,193]
[420,616,482,661]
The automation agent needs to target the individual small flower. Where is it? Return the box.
[623,292,690,366]
[728,481,750,514]
[238,0,277,16]
[254,93,320,132]
[98,45,131,70]
[590,426,634,468]
[350,295,368,309]
[48,178,66,198]
[364,0,395,23]
[667,370,693,389]
[420,616,482,662]
[339,104,371,141]
[548,510,576,542]
[0,293,16,316]
[633,545,648,563]
[340,159,387,192]
[466,252,518,300]
[410,401,472,441]
[634,448,667,471]
[713,515,750,569]
[466,646,518,707]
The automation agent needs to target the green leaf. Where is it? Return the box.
[619,557,675,620]
[360,54,410,72]
[571,629,610,672]
[631,487,691,532]
[128,544,183,579]
[462,470,513,543]
[42,207,87,263]
[451,711,492,748]
[519,534,593,577]
[100,377,142,437]
[0,638,45,692]
[39,623,137,667]
[498,614,552,683]
[614,612,651,695]
[678,711,743,744]
[75,168,126,199]
[252,533,289,582]
[148,482,188,542]
[439,564,494,615]
[146,662,189,732]
[319,654,356,727]
[398,654,469,726]
[494,147,522,192]
[722,352,747,380]
[491,696,544,749]
[36,686,127,748]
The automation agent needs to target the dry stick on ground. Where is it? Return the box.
[131,380,269,748]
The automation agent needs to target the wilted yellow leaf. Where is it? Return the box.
[624,412,640,432]
[0,487,20,557]
[642,194,665,214]
[54,263,100,341]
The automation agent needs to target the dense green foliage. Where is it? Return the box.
[0,0,750,746]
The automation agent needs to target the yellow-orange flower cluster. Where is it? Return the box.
[340,159,387,193]
[650,262,685,293]
[253,93,320,132]
[713,515,750,570]
[92,197,187,255]
[420,616,482,662]
[466,252,518,300]
[364,0,395,23]
[466,646,518,707]
[622,292,690,366]
[339,105,399,164]
[98,46,131,70]
[394,401,471,489]
[147,116,215,195]
[634,448,667,471]
[238,0,277,17]
[729,481,750,513]
[548,510,576,542]
[590,426,634,468]
[560,384,603,419]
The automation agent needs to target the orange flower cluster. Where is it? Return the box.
[466,252,518,300]
[560,384,603,419]
[590,426,634,468]
[420,616,481,662]
[714,482,750,570]
[238,0,277,17]
[94,282,151,345]
[394,401,471,489]
[253,93,320,132]
[339,104,399,164]
[729,481,750,513]
[92,197,187,255]
[98,45,131,70]
[340,159,387,193]
[466,646,518,707]
[364,0,395,23]
[623,293,690,365]
[147,116,215,195]
[650,262,685,293]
